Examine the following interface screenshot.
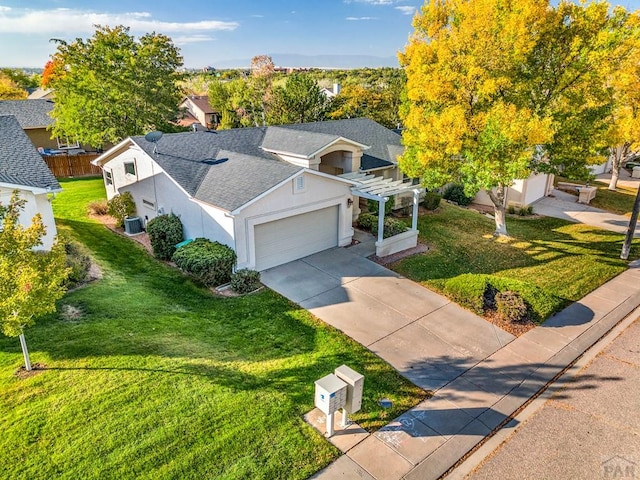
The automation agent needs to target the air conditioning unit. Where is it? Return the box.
[124,216,143,235]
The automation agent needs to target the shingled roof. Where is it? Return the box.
[117,118,400,212]
[277,118,402,170]
[0,99,54,129]
[131,127,302,212]
[0,115,60,191]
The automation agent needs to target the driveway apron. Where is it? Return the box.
[261,247,515,392]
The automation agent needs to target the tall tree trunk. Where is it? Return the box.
[19,332,32,371]
[609,144,630,191]
[486,185,508,237]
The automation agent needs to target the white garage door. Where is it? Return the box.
[254,206,339,271]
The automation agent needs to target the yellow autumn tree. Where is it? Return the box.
[607,12,640,190]
[400,0,631,236]
[399,0,552,236]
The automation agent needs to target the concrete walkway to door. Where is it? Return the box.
[262,246,515,393]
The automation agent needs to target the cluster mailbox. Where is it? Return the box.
[314,365,364,437]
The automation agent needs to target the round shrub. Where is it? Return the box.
[230,269,261,294]
[357,213,377,231]
[495,291,528,323]
[64,240,92,288]
[383,217,407,238]
[422,192,442,211]
[442,184,474,206]
[172,238,236,287]
[147,213,183,260]
[107,191,136,227]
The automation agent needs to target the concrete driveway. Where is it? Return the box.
[262,247,514,391]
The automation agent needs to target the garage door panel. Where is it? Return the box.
[255,206,339,271]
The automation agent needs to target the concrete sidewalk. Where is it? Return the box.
[311,261,640,480]
[535,189,640,236]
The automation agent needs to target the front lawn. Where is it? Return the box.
[556,176,638,215]
[393,203,639,317]
[0,177,424,480]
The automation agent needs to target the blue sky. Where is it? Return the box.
[1,0,639,69]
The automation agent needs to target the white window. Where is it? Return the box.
[124,161,136,176]
[56,137,80,149]
[105,170,113,186]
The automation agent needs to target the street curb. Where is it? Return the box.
[444,304,640,480]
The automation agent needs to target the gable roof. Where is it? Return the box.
[0,99,54,129]
[131,127,303,212]
[278,118,402,170]
[181,96,216,114]
[100,118,401,212]
[261,126,368,159]
[0,115,60,191]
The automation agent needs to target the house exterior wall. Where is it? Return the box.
[0,186,57,250]
[472,173,551,208]
[25,128,57,150]
[233,172,353,269]
[102,149,235,246]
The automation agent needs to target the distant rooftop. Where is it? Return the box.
[0,99,54,129]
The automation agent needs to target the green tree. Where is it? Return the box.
[48,25,184,148]
[267,73,329,124]
[0,192,68,371]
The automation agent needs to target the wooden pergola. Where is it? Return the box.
[340,172,424,243]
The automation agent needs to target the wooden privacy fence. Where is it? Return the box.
[42,153,102,178]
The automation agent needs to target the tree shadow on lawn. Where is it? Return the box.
[400,220,636,285]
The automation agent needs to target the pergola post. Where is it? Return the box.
[377,197,386,243]
[412,189,419,231]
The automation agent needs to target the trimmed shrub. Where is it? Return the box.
[442,184,474,206]
[443,273,564,323]
[367,196,394,215]
[422,192,441,211]
[87,199,108,216]
[64,240,92,288]
[172,238,236,287]
[107,191,136,227]
[357,213,378,231]
[382,217,408,238]
[495,291,528,323]
[231,269,261,294]
[443,274,489,314]
[147,213,183,260]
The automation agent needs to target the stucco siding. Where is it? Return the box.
[234,172,353,269]
[0,186,57,250]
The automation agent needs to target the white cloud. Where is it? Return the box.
[0,7,239,34]
[173,35,215,45]
[0,6,11,12]
[395,5,416,15]
[250,14,264,18]
[346,16,378,21]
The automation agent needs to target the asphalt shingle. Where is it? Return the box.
[0,115,61,190]
[0,99,54,128]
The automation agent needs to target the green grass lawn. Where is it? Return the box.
[555,176,638,215]
[0,177,424,480]
[393,202,639,312]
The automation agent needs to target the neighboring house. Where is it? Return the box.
[0,115,61,250]
[93,118,415,270]
[320,83,341,99]
[0,99,93,154]
[27,88,54,100]
[473,171,555,209]
[178,96,220,130]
